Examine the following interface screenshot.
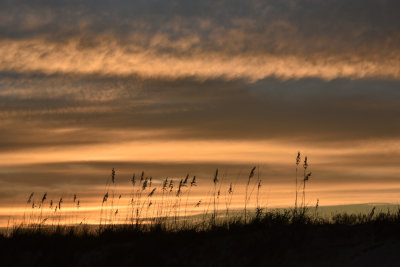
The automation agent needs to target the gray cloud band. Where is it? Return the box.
[0,0,399,80]
[1,72,400,152]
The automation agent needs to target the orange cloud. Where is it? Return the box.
[1,39,399,81]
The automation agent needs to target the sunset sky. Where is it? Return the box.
[1,0,400,224]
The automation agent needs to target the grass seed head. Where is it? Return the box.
[296,152,301,166]
[103,192,109,203]
[195,200,202,207]
[131,174,136,186]
[304,172,312,181]
[148,188,156,197]
[111,168,115,184]
[249,166,256,179]
[214,169,219,184]
[58,197,63,209]
[177,179,183,196]
[183,174,189,185]
[303,156,308,170]
[41,192,47,203]
[142,179,148,190]
[27,192,34,204]
[162,178,168,191]
[191,176,197,186]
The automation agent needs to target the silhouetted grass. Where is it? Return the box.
[4,153,400,266]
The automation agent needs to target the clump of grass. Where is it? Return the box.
[13,152,317,232]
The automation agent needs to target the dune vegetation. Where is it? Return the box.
[2,152,400,266]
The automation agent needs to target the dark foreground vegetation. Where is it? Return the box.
[3,154,400,266]
[2,209,400,267]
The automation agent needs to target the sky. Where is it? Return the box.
[1,0,400,224]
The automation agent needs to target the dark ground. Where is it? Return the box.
[1,221,400,267]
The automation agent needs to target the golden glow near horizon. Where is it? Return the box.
[1,0,400,227]
[0,137,399,166]
[1,137,400,227]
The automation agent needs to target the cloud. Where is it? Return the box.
[1,38,399,81]
[0,0,399,80]
[1,72,400,154]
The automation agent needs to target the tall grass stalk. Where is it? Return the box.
[225,182,233,225]
[184,176,196,226]
[129,174,136,224]
[295,152,301,214]
[212,169,218,226]
[109,168,116,224]
[244,166,256,224]
[301,156,312,213]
